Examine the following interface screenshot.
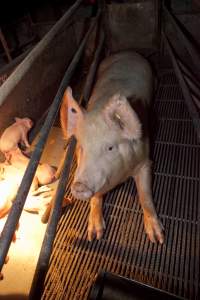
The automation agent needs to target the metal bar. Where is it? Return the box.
[177,59,200,91]
[0,0,83,106]
[177,59,200,100]
[191,94,200,110]
[0,47,32,78]
[0,28,12,62]
[41,26,104,224]
[0,16,98,272]
[30,20,103,299]
[83,29,105,106]
[162,31,200,141]
[163,4,200,70]
[29,136,76,300]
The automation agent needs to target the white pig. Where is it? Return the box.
[60,51,164,243]
[0,117,33,162]
[9,148,56,185]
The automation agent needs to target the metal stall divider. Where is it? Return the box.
[162,32,200,141]
[163,2,200,70]
[162,2,200,141]
[29,26,105,299]
[0,0,97,272]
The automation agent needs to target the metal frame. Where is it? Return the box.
[162,32,200,141]
[29,25,105,299]
[0,0,96,272]
[163,3,200,69]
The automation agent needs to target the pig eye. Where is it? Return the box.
[71,108,77,114]
[107,145,115,152]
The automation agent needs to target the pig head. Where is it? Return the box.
[60,51,164,243]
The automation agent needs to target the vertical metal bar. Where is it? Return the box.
[0,17,98,272]
[162,31,200,141]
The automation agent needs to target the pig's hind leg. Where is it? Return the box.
[21,132,31,148]
[133,161,164,244]
[88,195,105,241]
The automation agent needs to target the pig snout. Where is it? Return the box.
[71,181,94,200]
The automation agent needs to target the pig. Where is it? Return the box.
[0,163,53,217]
[0,117,33,163]
[9,148,56,186]
[0,149,56,217]
[60,51,164,244]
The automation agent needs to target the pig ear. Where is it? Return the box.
[104,94,142,140]
[14,117,21,123]
[60,86,84,138]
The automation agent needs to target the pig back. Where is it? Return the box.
[88,51,153,111]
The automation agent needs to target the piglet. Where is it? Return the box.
[0,117,33,162]
[8,148,56,186]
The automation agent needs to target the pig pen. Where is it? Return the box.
[0,1,200,299]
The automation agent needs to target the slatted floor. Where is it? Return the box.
[41,70,200,300]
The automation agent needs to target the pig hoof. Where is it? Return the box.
[144,215,164,244]
[88,217,106,241]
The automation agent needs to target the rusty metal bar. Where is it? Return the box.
[163,4,200,70]
[0,13,98,272]
[0,0,83,106]
[162,31,200,141]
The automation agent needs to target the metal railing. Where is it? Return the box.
[0,0,99,272]
[163,4,200,142]
[29,27,105,299]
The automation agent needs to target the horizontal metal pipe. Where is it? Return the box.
[162,31,200,141]
[163,4,200,70]
[0,0,83,106]
[29,136,76,300]
[0,15,98,272]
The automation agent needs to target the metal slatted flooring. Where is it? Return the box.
[41,70,200,300]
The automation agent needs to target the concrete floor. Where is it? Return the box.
[0,126,65,299]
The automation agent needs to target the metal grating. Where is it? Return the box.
[41,70,200,300]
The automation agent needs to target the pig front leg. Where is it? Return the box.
[133,161,164,244]
[88,195,105,241]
